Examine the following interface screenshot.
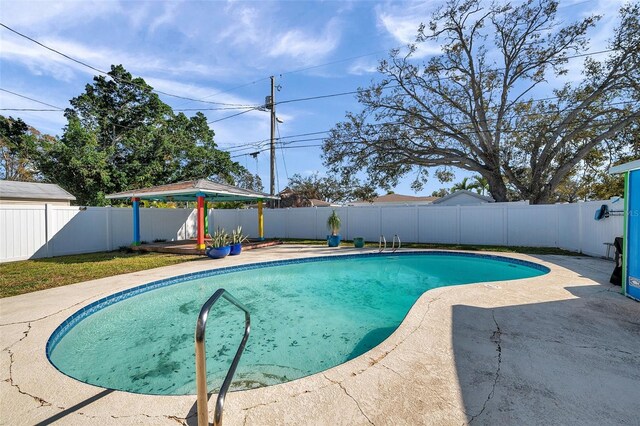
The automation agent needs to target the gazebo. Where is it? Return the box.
[106,179,279,249]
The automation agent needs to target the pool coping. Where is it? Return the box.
[1,245,638,425]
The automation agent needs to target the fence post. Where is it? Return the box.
[503,204,509,246]
[577,201,584,254]
[44,203,50,258]
[106,207,113,251]
[456,205,461,244]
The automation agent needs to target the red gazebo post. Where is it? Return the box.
[196,194,205,249]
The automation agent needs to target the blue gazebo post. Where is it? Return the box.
[132,197,141,246]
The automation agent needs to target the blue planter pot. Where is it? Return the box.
[327,235,341,247]
[353,237,365,248]
[206,246,231,259]
[229,243,242,256]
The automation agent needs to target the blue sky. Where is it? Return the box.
[0,0,627,196]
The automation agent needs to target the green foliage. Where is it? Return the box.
[327,210,341,236]
[287,172,376,204]
[323,0,640,204]
[431,188,449,197]
[36,65,254,205]
[0,115,40,181]
[451,177,472,192]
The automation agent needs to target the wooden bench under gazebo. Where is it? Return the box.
[106,179,280,254]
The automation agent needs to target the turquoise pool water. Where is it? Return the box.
[47,252,547,395]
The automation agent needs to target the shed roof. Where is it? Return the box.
[431,190,494,204]
[0,181,76,201]
[609,159,640,175]
[105,179,279,202]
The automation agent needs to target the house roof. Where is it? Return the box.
[0,180,76,201]
[308,198,331,207]
[431,190,494,204]
[105,179,279,202]
[353,193,439,204]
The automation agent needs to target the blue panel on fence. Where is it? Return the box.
[626,169,640,301]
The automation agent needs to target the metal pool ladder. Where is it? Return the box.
[195,288,250,426]
[378,235,387,252]
[379,234,401,252]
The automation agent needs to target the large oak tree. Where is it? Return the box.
[323,0,640,203]
[38,65,259,205]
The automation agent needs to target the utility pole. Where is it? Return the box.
[269,76,276,197]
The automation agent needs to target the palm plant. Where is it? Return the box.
[451,177,472,192]
[327,210,341,236]
[470,175,490,196]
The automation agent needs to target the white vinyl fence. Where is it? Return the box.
[0,199,624,262]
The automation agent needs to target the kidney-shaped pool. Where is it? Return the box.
[47,252,548,395]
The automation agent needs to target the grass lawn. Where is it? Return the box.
[281,238,582,256]
[0,251,202,298]
[0,241,580,298]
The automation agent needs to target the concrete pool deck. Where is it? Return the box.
[1,245,638,425]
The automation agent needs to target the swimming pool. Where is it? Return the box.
[47,252,548,395]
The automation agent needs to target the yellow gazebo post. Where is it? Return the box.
[258,200,264,241]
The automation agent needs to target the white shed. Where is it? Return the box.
[0,181,76,205]
[431,190,494,206]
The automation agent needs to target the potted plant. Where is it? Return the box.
[327,210,342,247]
[206,228,231,259]
[230,226,248,256]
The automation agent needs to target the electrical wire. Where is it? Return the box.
[0,23,257,107]
[229,112,640,159]
[221,98,638,154]
[0,88,65,110]
[0,108,62,112]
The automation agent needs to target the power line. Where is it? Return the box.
[229,105,640,158]
[222,97,638,154]
[209,48,618,124]
[0,88,65,110]
[0,22,253,107]
[0,108,62,112]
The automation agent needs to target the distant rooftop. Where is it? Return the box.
[0,181,76,201]
[351,193,439,205]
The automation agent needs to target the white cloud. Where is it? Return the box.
[148,1,183,33]
[375,2,442,58]
[269,19,342,63]
[348,59,379,75]
[0,0,122,30]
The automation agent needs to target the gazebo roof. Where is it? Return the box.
[105,179,279,202]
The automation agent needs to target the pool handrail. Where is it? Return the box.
[195,288,251,426]
[378,235,386,252]
[392,234,401,252]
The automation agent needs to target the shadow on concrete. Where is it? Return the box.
[34,389,115,425]
[452,284,640,424]
[527,254,616,284]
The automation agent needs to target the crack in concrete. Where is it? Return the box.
[0,293,108,327]
[521,336,637,357]
[367,291,447,369]
[1,321,32,352]
[6,350,52,407]
[378,363,405,379]
[324,374,374,425]
[469,310,502,424]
